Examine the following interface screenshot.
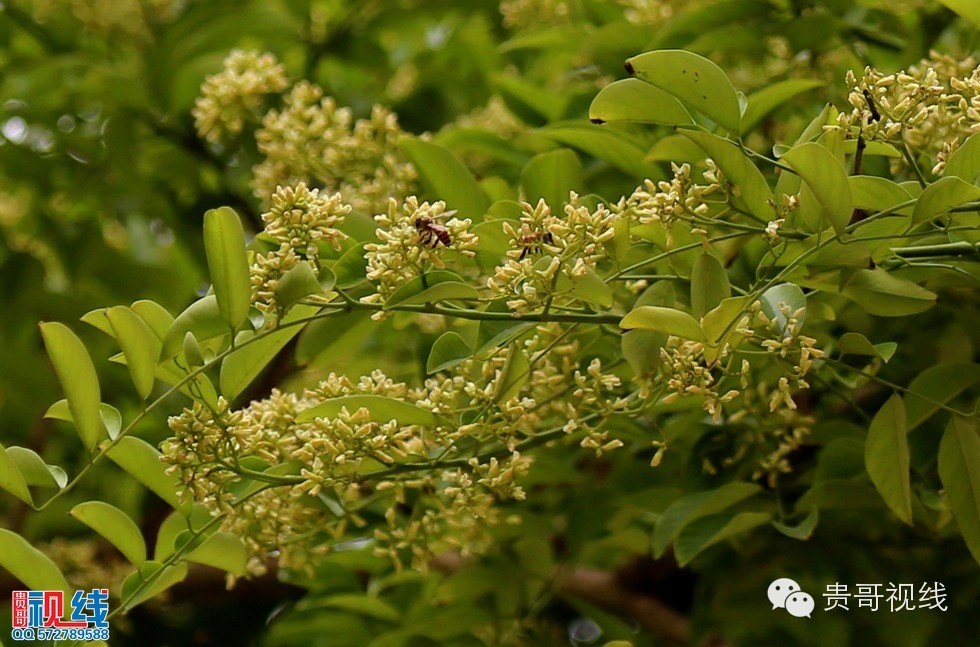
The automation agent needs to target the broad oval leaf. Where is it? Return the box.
[626,50,741,134]
[296,395,439,426]
[70,501,147,566]
[741,79,823,134]
[838,332,896,363]
[520,148,582,210]
[400,138,489,221]
[840,269,936,316]
[120,561,188,611]
[0,529,72,601]
[675,511,772,566]
[385,271,478,309]
[690,253,731,319]
[652,483,761,557]
[848,176,914,213]
[6,446,66,489]
[220,304,320,401]
[106,437,186,512]
[275,261,323,310]
[203,206,251,330]
[781,142,852,236]
[679,130,773,222]
[107,306,160,400]
[536,123,661,178]
[938,417,980,564]
[39,322,105,451]
[569,266,613,308]
[620,306,705,342]
[911,176,980,226]
[760,283,806,334]
[427,331,473,374]
[493,343,530,403]
[904,363,980,431]
[942,131,980,182]
[865,394,912,525]
[161,295,227,360]
[0,443,33,505]
[185,531,248,577]
[588,78,693,126]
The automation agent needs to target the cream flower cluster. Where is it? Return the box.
[250,184,350,320]
[253,82,418,213]
[617,162,722,243]
[362,196,478,306]
[193,50,290,144]
[488,194,617,314]
[840,51,980,174]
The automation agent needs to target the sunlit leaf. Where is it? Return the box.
[588,78,693,126]
[106,306,160,400]
[620,306,705,342]
[120,561,188,611]
[39,322,105,450]
[626,49,741,133]
[781,142,852,236]
[106,437,186,512]
[5,446,66,490]
[70,501,147,566]
[185,532,248,577]
[203,206,251,331]
[0,443,33,505]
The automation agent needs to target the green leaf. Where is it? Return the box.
[938,417,980,564]
[741,79,824,134]
[131,300,175,340]
[620,306,705,342]
[781,142,853,236]
[6,446,66,489]
[904,363,980,431]
[182,331,205,368]
[652,483,761,557]
[701,295,751,346]
[772,507,819,540]
[185,531,248,577]
[494,344,530,403]
[120,561,188,611]
[942,131,980,182]
[939,0,980,29]
[588,78,693,126]
[161,295,228,360]
[840,269,936,316]
[0,529,72,602]
[759,283,806,333]
[865,394,912,525]
[569,266,613,308]
[106,306,160,400]
[675,511,772,566]
[318,593,401,623]
[536,123,660,178]
[0,443,33,505]
[848,175,914,213]
[384,282,480,310]
[426,332,473,374]
[70,501,147,566]
[690,253,731,319]
[838,332,896,363]
[296,396,438,426]
[626,50,741,134]
[275,262,324,310]
[80,307,113,337]
[44,400,122,441]
[39,322,105,451]
[106,437,186,511]
[400,138,489,221]
[203,206,251,331]
[333,241,369,289]
[519,149,582,209]
[911,176,980,226]
[679,130,773,221]
[219,304,320,401]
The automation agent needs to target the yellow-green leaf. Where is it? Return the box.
[106,306,160,400]
[203,206,251,331]
[621,306,705,342]
[0,443,33,505]
[588,78,693,126]
[865,394,912,525]
[70,501,147,566]
[106,437,186,511]
[781,142,852,236]
[39,322,105,450]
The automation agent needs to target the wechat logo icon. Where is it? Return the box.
[768,577,815,618]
